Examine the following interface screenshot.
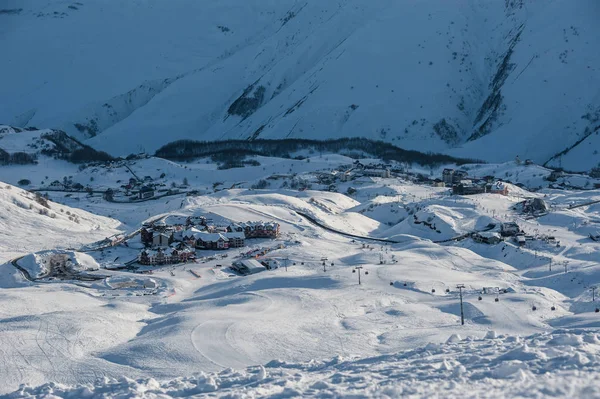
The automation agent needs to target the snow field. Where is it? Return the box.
[10,330,600,398]
[0,160,599,395]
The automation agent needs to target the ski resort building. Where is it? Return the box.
[233,221,280,238]
[453,183,485,195]
[138,185,155,199]
[500,222,521,237]
[231,259,267,275]
[442,169,454,186]
[182,229,246,250]
[141,218,279,252]
[362,168,391,178]
[152,232,173,247]
[473,232,503,245]
[138,247,195,265]
[489,182,509,196]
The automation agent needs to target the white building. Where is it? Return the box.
[362,168,391,178]
[152,232,172,247]
[232,259,267,275]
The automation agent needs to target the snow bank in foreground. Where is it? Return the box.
[9,330,600,398]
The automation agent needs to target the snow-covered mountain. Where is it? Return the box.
[1,0,599,169]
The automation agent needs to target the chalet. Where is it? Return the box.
[186,216,207,226]
[138,247,195,266]
[242,221,280,238]
[199,233,229,250]
[182,229,246,250]
[500,222,520,237]
[139,185,155,199]
[432,179,445,187]
[473,232,503,245]
[227,223,245,233]
[488,182,509,196]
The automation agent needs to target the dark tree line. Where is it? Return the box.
[39,130,114,163]
[155,138,480,167]
[0,148,37,165]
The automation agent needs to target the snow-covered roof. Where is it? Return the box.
[239,259,266,273]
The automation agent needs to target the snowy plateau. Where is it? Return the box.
[2,1,600,398]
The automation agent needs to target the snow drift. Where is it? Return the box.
[9,330,600,398]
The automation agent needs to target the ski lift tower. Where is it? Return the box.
[456,284,466,325]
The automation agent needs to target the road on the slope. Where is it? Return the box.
[295,211,401,244]
[296,211,491,245]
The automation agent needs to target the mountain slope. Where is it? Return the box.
[1,0,598,169]
[0,182,121,263]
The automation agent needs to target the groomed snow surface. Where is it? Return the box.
[0,158,600,397]
[8,330,600,398]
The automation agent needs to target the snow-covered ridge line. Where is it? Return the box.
[9,330,600,398]
[2,1,598,169]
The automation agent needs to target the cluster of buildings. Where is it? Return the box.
[442,169,510,196]
[138,245,195,266]
[138,217,280,265]
[472,222,523,245]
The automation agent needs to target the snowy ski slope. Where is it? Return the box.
[0,165,599,395]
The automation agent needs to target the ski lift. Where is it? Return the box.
[495,297,499,302]
[352,269,356,273]
[293,263,296,266]
[403,282,407,287]
[431,288,436,293]
[478,296,482,301]
[365,271,369,275]
[331,262,334,266]
[532,305,537,311]
[445,288,450,293]
[551,306,556,311]
[596,308,599,313]
[390,282,394,286]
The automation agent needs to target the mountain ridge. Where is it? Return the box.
[1,0,598,169]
